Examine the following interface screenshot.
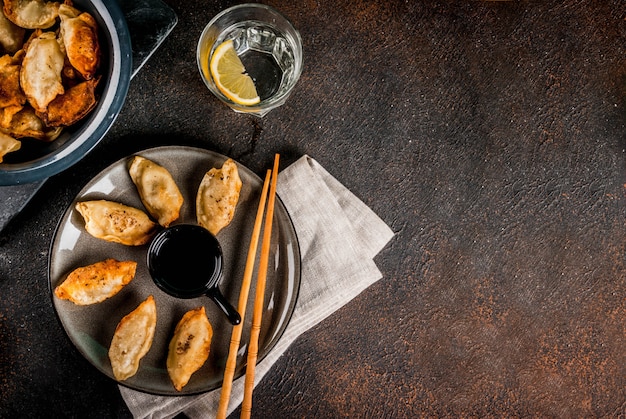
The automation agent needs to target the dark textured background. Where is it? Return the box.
[1,0,625,417]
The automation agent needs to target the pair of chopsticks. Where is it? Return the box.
[217,154,280,419]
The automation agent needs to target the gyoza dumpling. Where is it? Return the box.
[0,51,26,108]
[39,76,99,127]
[167,306,213,391]
[3,0,60,29]
[109,296,157,381]
[54,259,136,305]
[58,3,100,80]
[0,106,62,141]
[75,200,158,246]
[0,103,21,128]
[0,131,20,162]
[196,158,242,235]
[0,9,25,53]
[20,31,65,113]
[129,156,183,227]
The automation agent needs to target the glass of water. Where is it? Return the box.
[197,3,303,117]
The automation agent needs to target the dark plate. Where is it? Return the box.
[48,146,301,396]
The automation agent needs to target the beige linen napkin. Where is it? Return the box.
[120,155,394,418]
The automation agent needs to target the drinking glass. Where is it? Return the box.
[197,3,303,117]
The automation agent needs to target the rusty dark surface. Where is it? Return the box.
[1,0,626,417]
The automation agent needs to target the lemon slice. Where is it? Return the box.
[209,40,260,106]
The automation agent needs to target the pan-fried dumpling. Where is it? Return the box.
[0,106,62,141]
[167,306,213,391]
[0,51,26,108]
[58,3,100,80]
[3,0,60,30]
[39,76,99,127]
[0,104,21,127]
[109,296,157,381]
[129,155,184,227]
[20,31,65,113]
[196,158,242,235]
[0,131,20,162]
[0,9,25,53]
[54,259,137,305]
[75,200,158,246]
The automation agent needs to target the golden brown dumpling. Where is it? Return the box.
[54,259,136,305]
[0,52,26,108]
[3,0,60,29]
[129,155,184,227]
[0,106,62,141]
[0,9,25,53]
[75,200,158,246]
[39,76,99,127]
[196,158,242,235]
[0,131,20,162]
[109,296,157,381]
[58,3,100,80]
[0,103,21,128]
[20,31,65,113]
[167,306,213,391]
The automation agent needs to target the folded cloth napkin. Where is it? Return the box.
[120,155,395,418]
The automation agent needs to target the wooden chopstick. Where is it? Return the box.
[216,169,272,419]
[240,154,280,419]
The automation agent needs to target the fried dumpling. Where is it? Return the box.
[39,76,99,127]
[3,0,60,29]
[0,131,20,162]
[0,103,21,128]
[129,155,184,227]
[76,200,158,246]
[167,306,213,391]
[109,296,157,381]
[196,158,242,235]
[0,9,25,53]
[0,51,26,108]
[58,3,100,80]
[54,258,137,305]
[20,31,65,113]
[0,106,62,141]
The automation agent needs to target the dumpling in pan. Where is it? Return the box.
[0,131,20,162]
[109,295,157,381]
[75,200,158,246]
[39,76,99,127]
[0,9,25,53]
[20,30,65,113]
[196,158,242,235]
[54,259,137,305]
[0,106,62,141]
[167,306,213,391]
[129,155,184,227]
[3,0,60,29]
[0,103,21,128]
[0,51,26,108]
[58,3,100,80]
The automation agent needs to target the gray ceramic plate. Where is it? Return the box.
[48,146,301,395]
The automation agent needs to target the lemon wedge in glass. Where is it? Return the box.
[209,40,260,106]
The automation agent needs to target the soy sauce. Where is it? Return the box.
[147,224,223,298]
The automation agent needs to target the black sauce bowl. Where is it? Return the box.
[147,224,241,325]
